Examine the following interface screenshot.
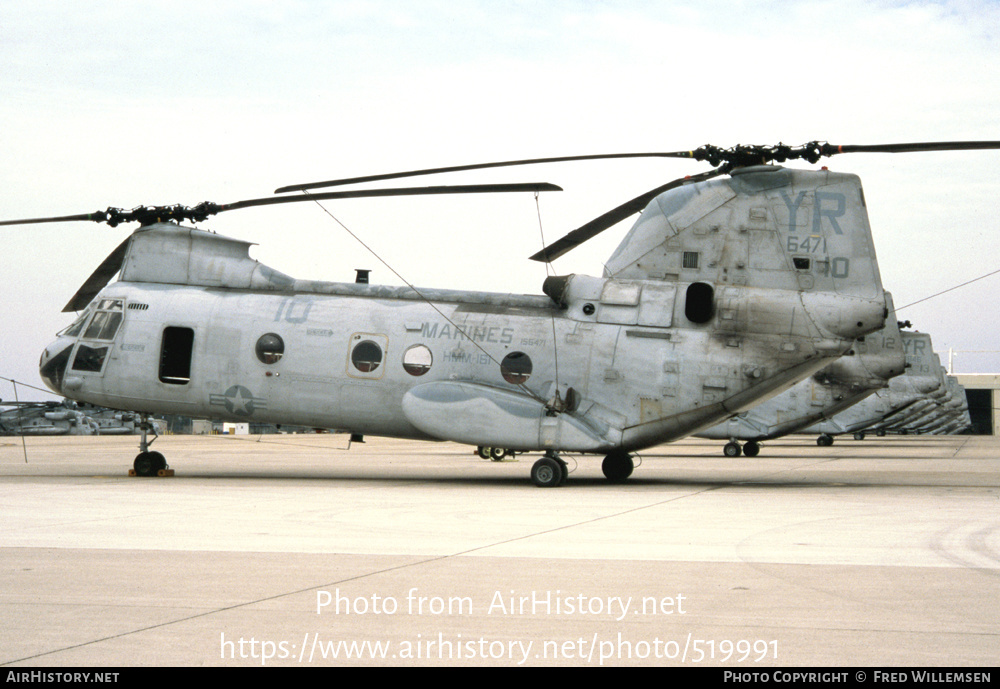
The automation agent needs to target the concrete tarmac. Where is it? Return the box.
[0,433,998,667]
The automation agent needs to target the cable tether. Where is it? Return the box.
[303,192,554,409]
[535,191,562,408]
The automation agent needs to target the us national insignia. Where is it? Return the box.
[210,385,267,418]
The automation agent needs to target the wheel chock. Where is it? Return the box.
[128,469,175,477]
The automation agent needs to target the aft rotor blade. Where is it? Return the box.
[274,152,699,193]
[63,236,132,312]
[821,141,1000,156]
[530,169,723,263]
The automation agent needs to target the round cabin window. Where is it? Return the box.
[500,351,532,385]
[255,333,285,364]
[402,344,433,376]
[351,340,383,373]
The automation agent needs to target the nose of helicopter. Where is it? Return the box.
[39,339,74,394]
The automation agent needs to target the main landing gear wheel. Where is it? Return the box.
[477,446,510,461]
[601,451,634,482]
[724,441,742,457]
[531,455,566,488]
[742,440,761,457]
[817,434,834,447]
[134,451,166,477]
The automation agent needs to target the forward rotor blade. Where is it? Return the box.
[530,169,723,263]
[821,141,1000,156]
[63,236,132,312]
[1,184,561,229]
[0,211,111,227]
[274,152,698,193]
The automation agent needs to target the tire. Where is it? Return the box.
[134,452,156,477]
[531,457,564,488]
[601,451,634,481]
[134,451,167,477]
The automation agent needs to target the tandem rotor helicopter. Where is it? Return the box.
[5,140,998,486]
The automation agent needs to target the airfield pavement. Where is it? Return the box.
[0,432,997,668]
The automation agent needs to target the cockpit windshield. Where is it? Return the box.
[59,309,92,338]
[58,299,125,341]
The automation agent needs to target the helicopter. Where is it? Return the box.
[696,294,908,456]
[890,374,971,435]
[0,399,98,436]
[801,331,966,440]
[0,398,150,436]
[6,140,998,485]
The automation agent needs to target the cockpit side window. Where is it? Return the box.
[67,299,126,376]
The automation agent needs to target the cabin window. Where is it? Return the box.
[351,340,383,373]
[500,351,532,385]
[255,333,285,364]
[682,251,700,269]
[402,344,433,376]
[159,326,194,385]
[684,282,715,324]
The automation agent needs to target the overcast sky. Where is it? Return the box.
[2,0,999,400]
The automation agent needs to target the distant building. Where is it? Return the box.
[954,374,1000,435]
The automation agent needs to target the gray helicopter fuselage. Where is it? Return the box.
[39,164,890,454]
[41,271,859,452]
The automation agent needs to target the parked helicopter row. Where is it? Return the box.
[0,399,142,436]
[5,141,996,484]
[802,335,972,441]
[697,324,971,456]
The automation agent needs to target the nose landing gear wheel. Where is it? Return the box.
[132,414,167,476]
[134,451,166,477]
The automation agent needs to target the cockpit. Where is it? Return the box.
[40,299,125,393]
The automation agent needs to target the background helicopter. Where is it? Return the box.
[802,331,969,440]
[4,140,998,484]
[0,400,98,436]
[697,295,909,456]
